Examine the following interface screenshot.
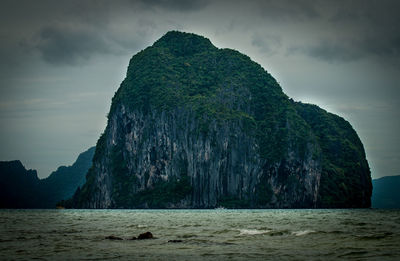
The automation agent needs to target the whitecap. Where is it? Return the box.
[238,229,271,236]
[291,230,316,236]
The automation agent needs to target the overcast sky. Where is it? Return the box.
[0,0,399,179]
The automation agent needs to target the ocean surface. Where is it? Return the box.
[0,209,399,260]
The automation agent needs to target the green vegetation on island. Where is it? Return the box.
[69,31,372,209]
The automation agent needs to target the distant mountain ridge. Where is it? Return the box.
[0,160,40,208]
[372,175,400,209]
[0,147,95,208]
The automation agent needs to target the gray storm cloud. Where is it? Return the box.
[0,0,399,178]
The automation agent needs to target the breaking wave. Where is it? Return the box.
[238,229,272,235]
[291,230,317,236]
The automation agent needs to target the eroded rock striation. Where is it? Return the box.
[69,31,371,209]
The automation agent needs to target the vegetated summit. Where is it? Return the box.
[67,31,372,209]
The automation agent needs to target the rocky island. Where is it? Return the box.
[67,31,372,209]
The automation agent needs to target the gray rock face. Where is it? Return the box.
[80,103,321,208]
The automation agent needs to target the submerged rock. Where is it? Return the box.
[137,232,153,240]
[105,235,123,240]
[106,232,154,240]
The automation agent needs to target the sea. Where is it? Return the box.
[0,209,399,260]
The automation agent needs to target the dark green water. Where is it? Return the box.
[0,209,399,260]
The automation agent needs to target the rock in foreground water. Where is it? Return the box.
[105,235,123,240]
[137,232,153,240]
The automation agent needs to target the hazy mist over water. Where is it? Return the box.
[0,209,399,260]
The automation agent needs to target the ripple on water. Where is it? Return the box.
[355,232,394,240]
[0,209,399,260]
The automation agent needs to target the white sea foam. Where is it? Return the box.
[238,229,271,236]
[292,230,316,236]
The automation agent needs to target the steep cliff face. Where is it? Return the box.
[71,31,371,208]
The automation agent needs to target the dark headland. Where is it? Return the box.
[65,31,372,209]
